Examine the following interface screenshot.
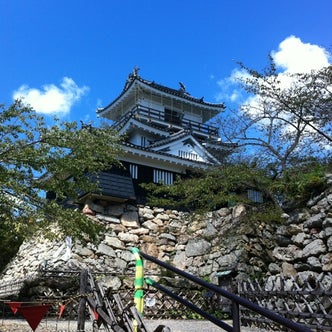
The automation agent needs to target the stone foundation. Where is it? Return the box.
[1,182,332,296]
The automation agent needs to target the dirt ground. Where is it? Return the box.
[0,318,268,331]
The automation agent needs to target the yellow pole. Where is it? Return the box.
[132,247,144,331]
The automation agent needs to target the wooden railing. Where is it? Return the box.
[114,104,219,137]
[0,279,25,298]
[238,274,332,331]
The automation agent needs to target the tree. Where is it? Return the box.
[142,164,276,212]
[142,158,328,218]
[218,62,332,175]
[0,100,121,251]
[289,65,332,141]
[142,62,331,214]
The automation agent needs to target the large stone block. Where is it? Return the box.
[302,239,326,257]
[101,276,122,290]
[185,238,211,257]
[281,262,297,277]
[105,204,125,217]
[172,251,186,270]
[292,232,308,246]
[155,213,170,221]
[118,232,139,243]
[118,250,135,263]
[121,211,139,228]
[307,256,321,270]
[232,204,246,218]
[217,252,238,269]
[96,214,121,224]
[129,228,150,235]
[327,236,332,251]
[96,243,116,257]
[304,213,325,228]
[273,245,302,262]
[321,253,332,271]
[104,235,125,249]
[142,220,159,232]
[159,233,176,241]
[74,244,94,257]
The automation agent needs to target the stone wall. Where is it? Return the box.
[0,200,278,293]
[1,181,332,296]
[267,186,332,284]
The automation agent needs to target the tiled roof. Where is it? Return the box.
[81,171,136,201]
[111,110,169,137]
[142,79,224,108]
[121,141,217,167]
[149,129,191,148]
[150,128,236,151]
[97,69,225,114]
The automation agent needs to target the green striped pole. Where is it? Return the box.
[132,247,144,331]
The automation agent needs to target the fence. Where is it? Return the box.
[0,279,25,298]
[1,262,330,331]
[137,250,312,332]
[114,287,223,320]
[238,273,332,331]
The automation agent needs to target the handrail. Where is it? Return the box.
[145,277,233,332]
[137,249,313,332]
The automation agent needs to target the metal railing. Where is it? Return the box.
[137,249,313,332]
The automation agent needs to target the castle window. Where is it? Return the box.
[153,169,173,185]
[141,136,147,147]
[178,150,198,160]
[129,164,138,179]
[247,189,263,203]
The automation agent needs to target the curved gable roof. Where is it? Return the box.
[97,70,225,118]
[149,129,221,165]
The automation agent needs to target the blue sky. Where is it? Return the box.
[1,0,331,125]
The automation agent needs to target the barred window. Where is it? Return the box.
[178,150,198,160]
[247,189,263,203]
[141,136,147,147]
[153,169,173,185]
[129,164,138,179]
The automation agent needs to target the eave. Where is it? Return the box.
[97,75,225,121]
[119,143,219,173]
[149,130,221,165]
[113,116,169,138]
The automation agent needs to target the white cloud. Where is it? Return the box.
[272,35,330,74]
[268,36,331,93]
[216,36,331,105]
[215,68,249,103]
[13,77,89,116]
[257,37,330,110]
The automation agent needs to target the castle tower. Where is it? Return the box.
[95,69,236,203]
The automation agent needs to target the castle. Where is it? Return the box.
[82,68,235,204]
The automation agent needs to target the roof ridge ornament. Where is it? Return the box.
[124,66,141,90]
[179,81,186,94]
[130,66,140,79]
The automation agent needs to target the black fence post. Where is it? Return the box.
[232,301,240,332]
[77,269,88,332]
